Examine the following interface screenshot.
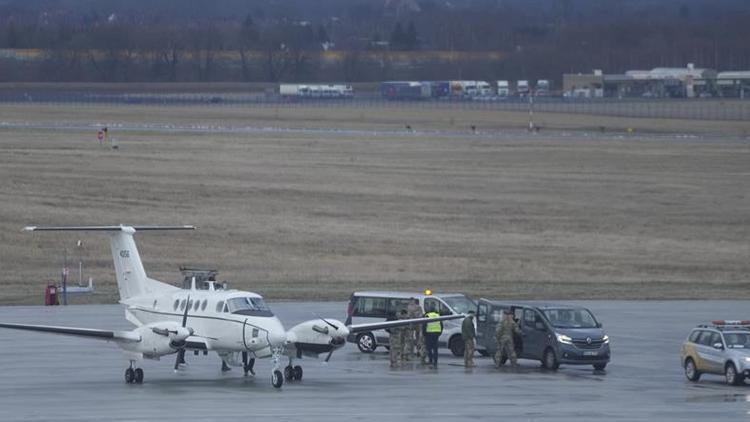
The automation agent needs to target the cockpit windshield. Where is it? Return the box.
[226,297,274,317]
[441,295,476,315]
[543,308,598,329]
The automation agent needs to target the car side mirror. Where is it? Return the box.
[535,321,545,331]
[713,343,724,350]
[596,322,603,328]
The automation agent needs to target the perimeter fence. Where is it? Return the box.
[1,90,748,121]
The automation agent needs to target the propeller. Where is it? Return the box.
[324,349,334,363]
[174,295,192,371]
[314,314,339,331]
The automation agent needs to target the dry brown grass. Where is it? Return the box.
[0,103,748,304]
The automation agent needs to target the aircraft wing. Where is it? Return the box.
[0,322,140,342]
[348,314,464,333]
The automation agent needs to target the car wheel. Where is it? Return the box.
[356,333,377,353]
[684,358,700,382]
[542,348,559,370]
[725,362,744,386]
[449,335,464,357]
[593,363,607,371]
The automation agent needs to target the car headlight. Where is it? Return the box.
[743,357,750,363]
[603,335,610,344]
[556,333,573,344]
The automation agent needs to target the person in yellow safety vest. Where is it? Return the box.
[423,305,443,368]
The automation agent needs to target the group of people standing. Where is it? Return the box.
[388,298,443,369]
[389,299,523,370]
[462,309,522,368]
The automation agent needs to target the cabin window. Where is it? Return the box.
[201,300,207,311]
[193,300,200,311]
[173,300,179,311]
[187,299,193,310]
[216,301,224,313]
[180,299,187,310]
[153,300,158,309]
[252,328,259,338]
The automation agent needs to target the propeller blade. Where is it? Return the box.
[174,349,185,371]
[181,295,190,328]
[314,314,339,330]
[324,349,334,363]
[174,295,191,371]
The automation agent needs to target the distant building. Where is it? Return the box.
[563,64,722,98]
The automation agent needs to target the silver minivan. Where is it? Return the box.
[344,291,476,356]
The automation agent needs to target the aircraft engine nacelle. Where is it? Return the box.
[285,319,349,357]
[125,322,192,358]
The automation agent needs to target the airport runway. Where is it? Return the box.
[0,301,749,421]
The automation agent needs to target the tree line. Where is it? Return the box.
[0,0,748,83]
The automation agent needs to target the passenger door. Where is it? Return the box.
[521,308,547,360]
[701,332,726,374]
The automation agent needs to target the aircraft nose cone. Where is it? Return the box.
[176,326,192,341]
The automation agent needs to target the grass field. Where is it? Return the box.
[0,103,748,304]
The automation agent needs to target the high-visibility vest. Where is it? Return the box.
[425,312,442,333]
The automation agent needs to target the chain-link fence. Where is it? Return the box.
[1,90,748,121]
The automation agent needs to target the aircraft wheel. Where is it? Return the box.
[284,365,294,381]
[134,368,144,384]
[125,367,135,384]
[271,370,283,389]
[293,365,303,381]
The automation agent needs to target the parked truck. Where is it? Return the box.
[380,81,431,100]
[535,79,551,96]
[280,84,353,100]
[497,80,510,97]
[516,80,530,97]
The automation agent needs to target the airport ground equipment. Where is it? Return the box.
[681,320,750,385]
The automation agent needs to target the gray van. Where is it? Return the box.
[475,299,611,370]
[344,291,476,356]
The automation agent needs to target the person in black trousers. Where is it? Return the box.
[423,304,443,368]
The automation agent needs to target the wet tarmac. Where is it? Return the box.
[0,301,749,421]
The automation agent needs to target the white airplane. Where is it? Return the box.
[0,225,463,388]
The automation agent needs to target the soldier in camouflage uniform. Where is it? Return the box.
[389,308,409,368]
[406,298,424,362]
[495,310,522,367]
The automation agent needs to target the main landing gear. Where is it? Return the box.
[124,361,144,384]
[283,357,303,382]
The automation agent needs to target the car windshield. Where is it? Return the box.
[543,308,598,329]
[724,333,750,349]
[226,297,274,317]
[441,295,476,315]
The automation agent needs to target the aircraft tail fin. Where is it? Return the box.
[24,225,194,301]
